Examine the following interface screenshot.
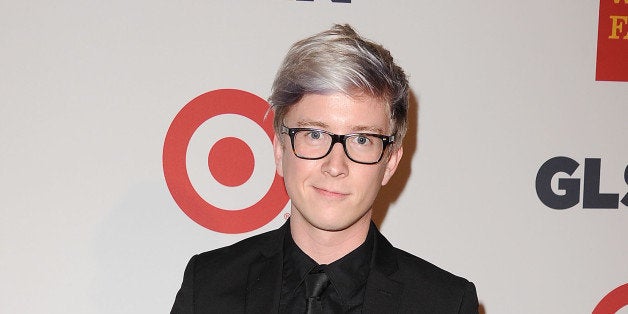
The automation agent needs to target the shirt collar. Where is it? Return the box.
[282,222,374,302]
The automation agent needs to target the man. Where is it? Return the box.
[171,24,479,313]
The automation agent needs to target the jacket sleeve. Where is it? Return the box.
[458,281,479,314]
[170,255,198,314]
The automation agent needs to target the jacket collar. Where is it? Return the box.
[243,221,404,314]
[244,222,287,313]
[363,223,404,313]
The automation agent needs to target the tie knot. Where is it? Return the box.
[305,269,330,298]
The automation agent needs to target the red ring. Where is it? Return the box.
[593,283,628,314]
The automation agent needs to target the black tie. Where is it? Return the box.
[305,269,330,314]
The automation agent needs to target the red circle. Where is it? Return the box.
[163,89,289,234]
[208,137,254,187]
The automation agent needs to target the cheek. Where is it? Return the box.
[371,165,388,184]
[281,156,313,187]
[354,167,387,195]
[281,154,297,177]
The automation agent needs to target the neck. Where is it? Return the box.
[289,210,372,265]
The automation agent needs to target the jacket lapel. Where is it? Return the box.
[241,222,404,313]
[244,223,286,313]
[363,225,404,314]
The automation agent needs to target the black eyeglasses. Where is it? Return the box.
[281,124,395,165]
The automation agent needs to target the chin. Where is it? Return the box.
[314,222,351,232]
[307,212,367,232]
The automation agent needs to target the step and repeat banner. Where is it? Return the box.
[2,1,626,313]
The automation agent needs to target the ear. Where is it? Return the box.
[273,134,285,178]
[381,146,403,186]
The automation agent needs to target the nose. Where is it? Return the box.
[321,142,349,177]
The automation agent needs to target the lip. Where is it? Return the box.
[313,186,349,198]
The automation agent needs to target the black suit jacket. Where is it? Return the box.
[171,222,478,313]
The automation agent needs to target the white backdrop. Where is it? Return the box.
[1,1,627,313]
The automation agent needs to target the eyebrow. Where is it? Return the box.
[295,120,328,129]
[294,119,386,134]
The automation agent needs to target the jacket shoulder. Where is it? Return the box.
[192,227,281,273]
[391,248,479,313]
[394,248,470,287]
[170,227,284,314]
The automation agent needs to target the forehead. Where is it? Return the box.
[284,93,391,133]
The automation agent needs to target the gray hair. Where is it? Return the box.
[268,24,410,146]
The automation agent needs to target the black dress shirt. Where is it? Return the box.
[279,225,374,313]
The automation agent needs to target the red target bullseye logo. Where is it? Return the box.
[163,89,289,234]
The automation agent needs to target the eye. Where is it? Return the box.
[354,135,371,145]
[307,130,323,140]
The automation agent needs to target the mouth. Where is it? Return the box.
[313,186,349,199]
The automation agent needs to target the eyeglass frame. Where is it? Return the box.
[280,124,396,165]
